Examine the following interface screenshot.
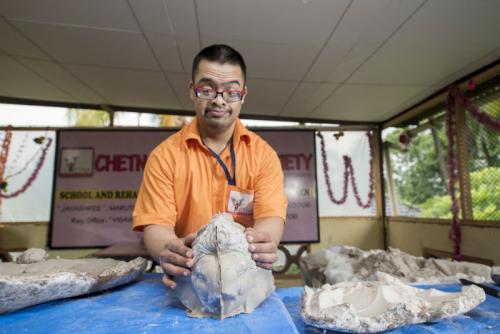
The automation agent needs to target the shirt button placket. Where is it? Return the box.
[212,160,221,212]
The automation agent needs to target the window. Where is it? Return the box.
[383,116,450,218]
[0,104,110,127]
[113,112,191,127]
[383,75,500,221]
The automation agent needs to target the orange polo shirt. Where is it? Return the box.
[133,118,287,237]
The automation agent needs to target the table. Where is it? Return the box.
[1,274,499,333]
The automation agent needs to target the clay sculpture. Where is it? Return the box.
[301,273,486,333]
[174,213,275,319]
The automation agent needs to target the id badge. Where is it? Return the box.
[226,185,254,227]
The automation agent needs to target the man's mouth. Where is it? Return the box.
[205,109,230,117]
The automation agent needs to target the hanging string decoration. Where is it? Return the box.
[5,135,48,181]
[446,84,500,261]
[4,132,29,177]
[449,85,500,132]
[318,131,375,209]
[0,129,53,200]
[0,126,13,216]
[0,127,13,203]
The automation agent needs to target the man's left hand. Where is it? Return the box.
[245,227,278,270]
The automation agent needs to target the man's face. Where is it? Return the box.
[189,60,246,133]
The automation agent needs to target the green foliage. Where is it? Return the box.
[286,263,301,275]
[66,108,110,127]
[386,99,499,220]
[386,127,448,207]
[420,195,452,219]
[470,167,500,220]
[420,167,500,220]
[467,102,500,171]
[398,134,446,204]
[271,263,302,275]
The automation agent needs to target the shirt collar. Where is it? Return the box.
[183,118,251,147]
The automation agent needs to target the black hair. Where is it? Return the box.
[192,44,247,83]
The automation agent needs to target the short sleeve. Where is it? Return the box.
[132,147,177,231]
[252,143,288,221]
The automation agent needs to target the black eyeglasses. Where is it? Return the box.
[194,86,246,102]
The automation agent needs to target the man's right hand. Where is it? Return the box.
[159,233,196,288]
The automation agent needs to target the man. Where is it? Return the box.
[133,44,287,288]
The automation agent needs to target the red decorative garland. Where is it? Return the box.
[0,127,13,213]
[0,137,53,199]
[0,127,13,178]
[5,137,47,180]
[449,85,500,132]
[4,132,29,177]
[318,131,375,209]
[446,84,500,261]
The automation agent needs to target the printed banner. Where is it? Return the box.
[50,129,318,247]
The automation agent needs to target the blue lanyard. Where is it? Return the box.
[205,143,236,186]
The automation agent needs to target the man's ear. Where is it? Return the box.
[188,81,194,101]
[241,86,248,105]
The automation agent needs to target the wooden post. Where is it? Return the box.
[101,104,114,127]
[373,127,388,250]
[455,104,473,220]
[383,142,399,216]
[373,128,384,218]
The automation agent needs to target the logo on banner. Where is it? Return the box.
[59,147,94,177]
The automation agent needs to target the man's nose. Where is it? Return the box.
[212,92,227,105]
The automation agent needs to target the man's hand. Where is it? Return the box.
[159,233,196,288]
[245,227,278,270]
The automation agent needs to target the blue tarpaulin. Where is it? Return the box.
[0,274,298,334]
[1,274,499,333]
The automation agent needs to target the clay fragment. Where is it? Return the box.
[174,213,275,319]
[15,248,48,264]
[300,245,497,286]
[0,249,147,314]
[301,274,486,333]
